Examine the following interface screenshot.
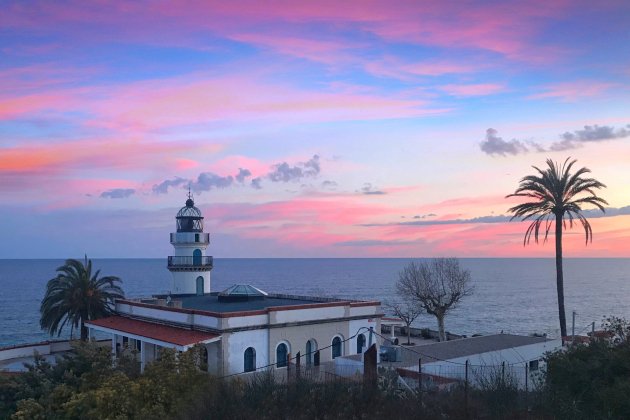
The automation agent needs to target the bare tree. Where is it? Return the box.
[385,298,424,345]
[396,258,473,342]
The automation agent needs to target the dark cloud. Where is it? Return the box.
[268,154,320,183]
[152,155,322,193]
[481,124,630,157]
[479,128,530,156]
[400,214,512,226]
[152,177,188,194]
[376,206,630,227]
[100,188,135,199]
[153,169,251,195]
[235,168,252,183]
[359,183,385,195]
[551,124,630,150]
[191,172,234,193]
[321,180,338,190]
[412,213,437,219]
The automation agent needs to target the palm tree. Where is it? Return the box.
[40,256,124,340]
[507,158,607,337]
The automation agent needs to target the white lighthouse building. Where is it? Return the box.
[167,193,212,295]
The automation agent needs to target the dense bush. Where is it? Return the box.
[541,326,630,419]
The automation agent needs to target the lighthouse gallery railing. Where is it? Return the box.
[167,256,213,268]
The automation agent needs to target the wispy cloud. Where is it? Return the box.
[529,81,615,102]
[100,188,135,199]
[439,83,505,97]
[363,206,630,227]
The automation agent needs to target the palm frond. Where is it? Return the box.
[507,158,606,247]
[40,256,125,338]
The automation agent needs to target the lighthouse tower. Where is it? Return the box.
[167,192,212,295]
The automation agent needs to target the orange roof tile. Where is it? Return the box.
[86,316,219,347]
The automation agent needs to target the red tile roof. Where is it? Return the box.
[86,316,219,347]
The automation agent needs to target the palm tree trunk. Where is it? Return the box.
[81,321,88,341]
[555,213,567,338]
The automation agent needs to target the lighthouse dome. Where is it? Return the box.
[176,197,204,232]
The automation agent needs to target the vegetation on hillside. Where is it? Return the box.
[3,318,628,420]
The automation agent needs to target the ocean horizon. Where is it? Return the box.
[2,257,629,347]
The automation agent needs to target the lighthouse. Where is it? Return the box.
[167,192,212,295]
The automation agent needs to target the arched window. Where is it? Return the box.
[332,336,343,359]
[276,342,289,367]
[193,249,202,265]
[244,347,256,372]
[201,346,209,372]
[306,339,317,366]
[357,334,366,354]
[196,276,204,296]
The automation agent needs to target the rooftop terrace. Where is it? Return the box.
[139,292,356,314]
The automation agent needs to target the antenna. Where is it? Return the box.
[187,184,193,200]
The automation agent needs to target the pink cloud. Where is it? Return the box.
[208,155,270,178]
[174,158,200,171]
[228,33,360,65]
[528,80,616,102]
[439,83,506,97]
[0,137,224,194]
[2,0,579,64]
[0,90,79,120]
[89,74,444,131]
[364,58,480,81]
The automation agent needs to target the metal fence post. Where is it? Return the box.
[418,358,422,391]
[287,352,291,382]
[465,360,469,418]
[525,363,529,413]
[295,351,301,381]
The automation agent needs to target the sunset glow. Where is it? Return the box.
[1,0,629,257]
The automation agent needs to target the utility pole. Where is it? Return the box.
[572,311,576,343]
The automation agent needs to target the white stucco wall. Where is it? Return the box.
[349,318,379,355]
[224,313,268,329]
[224,329,269,375]
[272,305,347,324]
[117,303,192,324]
[421,339,563,389]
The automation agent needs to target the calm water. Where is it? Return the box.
[1,258,629,347]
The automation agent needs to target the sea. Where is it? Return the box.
[1,258,629,347]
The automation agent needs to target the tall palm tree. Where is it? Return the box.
[507,158,607,337]
[40,256,124,340]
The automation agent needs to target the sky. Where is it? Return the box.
[1,0,629,258]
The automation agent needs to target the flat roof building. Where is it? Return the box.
[86,196,382,376]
